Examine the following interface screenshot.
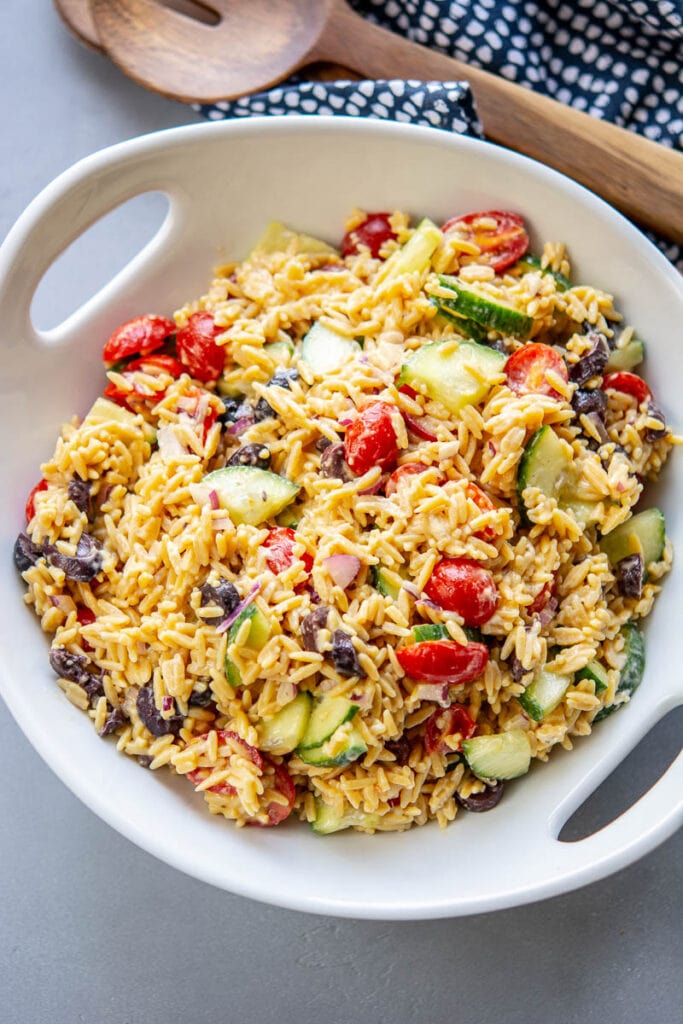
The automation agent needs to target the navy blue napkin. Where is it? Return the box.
[196,0,682,269]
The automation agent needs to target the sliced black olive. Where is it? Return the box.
[614,553,644,599]
[320,442,353,481]
[331,629,364,677]
[384,736,412,766]
[268,367,299,389]
[136,685,184,737]
[253,397,275,422]
[45,533,103,582]
[68,474,93,519]
[188,682,214,708]
[13,533,44,572]
[569,333,610,384]
[98,706,127,737]
[199,579,240,617]
[644,403,668,443]
[49,646,104,701]
[300,606,330,653]
[457,781,505,812]
[226,443,271,470]
[571,387,607,418]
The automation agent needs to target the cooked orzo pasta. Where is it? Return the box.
[14,208,674,833]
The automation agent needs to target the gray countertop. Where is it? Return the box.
[1,5,681,1022]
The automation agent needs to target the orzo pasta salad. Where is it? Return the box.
[14,209,674,833]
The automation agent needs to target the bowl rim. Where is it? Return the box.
[1,115,681,920]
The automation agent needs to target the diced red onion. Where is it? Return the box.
[536,596,559,628]
[323,554,361,589]
[49,593,75,612]
[162,696,174,712]
[277,680,298,704]
[216,580,261,633]
[229,415,255,436]
[414,683,451,707]
[319,677,338,692]
[195,392,210,424]
[416,597,442,613]
[212,516,232,532]
[338,417,354,427]
[359,475,386,495]
[208,489,219,510]
[400,581,420,598]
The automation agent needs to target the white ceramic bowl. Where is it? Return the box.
[1,117,681,919]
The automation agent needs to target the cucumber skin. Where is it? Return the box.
[516,425,567,527]
[370,566,400,601]
[514,254,570,292]
[437,275,534,338]
[311,799,379,835]
[228,604,272,649]
[297,725,367,767]
[412,623,484,644]
[593,623,645,722]
[298,697,359,751]
[259,692,312,754]
[518,670,572,722]
[429,298,488,343]
[576,661,609,694]
[600,508,665,575]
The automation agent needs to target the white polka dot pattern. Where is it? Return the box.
[196,1,682,269]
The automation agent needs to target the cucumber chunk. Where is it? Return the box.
[429,298,488,343]
[301,321,361,377]
[298,696,359,751]
[264,338,295,361]
[600,508,665,576]
[519,668,573,722]
[399,338,506,415]
[576,660,609,694]
[224,604,273,689]
[259,692,312,754]
[203,466,299,526]
[370,566,400,600]
[462,730,531,780]
[594,623,645,722]
[311,798,380,835]
[298,722,367,767]
[378,218,442,281]
[517,426,599,527]
[412,623,484,644]
[604,338,644,372]
[84,396,156,444]
[437,275,534,338]
[513,254,570,291]
[251,221,337,256]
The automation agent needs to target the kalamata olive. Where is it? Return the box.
[584,411,610,446]
[614,553,644,599]
[98,706,127,737]
[13,533,44,572]
[199,579,240,617]
[253,397,275,422]
[315,436,333,453]
[188,683,214,708]
[320,442,353,481]
[300,605,330,653]
[218,396,249,427]
[45,533,103,582]
[457,781,505,812]
[137,755,154,769]
[331,629,365,677]
[509,654,527,682]
[571,387,607,417]
[68,474,93,519]
[268,367,299,389]
[569,333,610,384]
[644,403,668,443]
[486,337,511,355]
[226,443,272,470]
[136,685,184,737]
[49,646,104,700]
[385,735,412,765]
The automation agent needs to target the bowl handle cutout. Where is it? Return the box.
[0,145,183,353]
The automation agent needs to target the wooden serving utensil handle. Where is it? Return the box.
[315,2,683,245]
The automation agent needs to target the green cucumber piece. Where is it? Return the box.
[604,338,644,372]
[203,466,299,526]
[311,798,380,835]
[429,297,488,343]
[298,722,367,767]
[264,338,295,360]
[84,396,156,445]
[519,668,573,722]
[437,275,534,338]
[379,217,442,280]
[462,730,531,780]
[514,254,570,291]
[224,657,242,690]
[399,338,506,415]
[251,221,337,256]
[301,321,361,377]
[228,603,272,649]
[370,566,400,600]
[594,623,645,722]
[411,624,484,644]
[298,696,359,751]
[600,508,665,576]
[259,692,312,754]
[576,660,609,694]
[517,426,599,527]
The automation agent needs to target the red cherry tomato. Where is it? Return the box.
[602,371,652,405]
[25,479,48,523]
[505,343,569,399]
[102,314,176,364]
[425,558,499,626]
[398,384,441,442]
[465,481,498,541]
[397,640,489,685]
[77,606,96,652]
[176,312,226,383]
[102,381,136,411]
[125,354,185,377]
[343,401,400,476]
[424,704,476,754]
[385,463,429,497]
[441,210,529,272]
[186,730,263,795]
[341,213,397,258]
[248,760,296,827]
[528,578,556,616]
[263,527,313,576]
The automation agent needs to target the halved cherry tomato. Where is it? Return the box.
[385,463,429,497]
[248,760,296,827]
[341,213,396,258]
[528,578,556,616]
[77,606,96,652]
[176,311,225,383]
[397,640,489,685]
[186,730,263,795]
[602,371,652,405]
[441,210,529,272]
[398,384,441,442]
[425,558,499,626]
[465,481,498,542]
[263,527,313,576]
[424,704,476,754]
[343,401,400,476]
[102,381,135,411]
[102,314,176,364]
[125,354,185,377]
[25,479,48,523]
[505,343,568,399]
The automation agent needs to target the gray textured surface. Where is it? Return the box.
[1,4,681,1022]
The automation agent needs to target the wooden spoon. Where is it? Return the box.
[90,0,683,243]
[54,0,102,50]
